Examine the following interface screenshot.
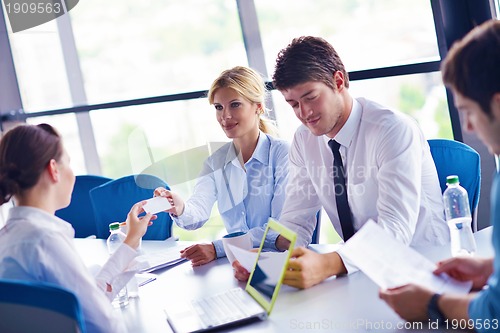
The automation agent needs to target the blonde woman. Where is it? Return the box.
[155,66,289,266]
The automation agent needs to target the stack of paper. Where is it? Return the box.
[135,247,186,273]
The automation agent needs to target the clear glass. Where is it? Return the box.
[112,285,129,308]
[255,0,440,75]
[70,0,246,104]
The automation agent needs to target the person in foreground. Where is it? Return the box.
[155,66,289,266]
[379,20,500,332]
[0,124,154,333]
[234,36,448,287]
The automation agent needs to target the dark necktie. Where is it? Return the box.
[328,140,355,241]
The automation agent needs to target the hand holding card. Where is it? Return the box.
[143,196,173,215]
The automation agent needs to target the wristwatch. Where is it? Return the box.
[427,293,446,323]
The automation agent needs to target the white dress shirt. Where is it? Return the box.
[0,206,138,333]
[280,97,448,272]
[174,132,289,257]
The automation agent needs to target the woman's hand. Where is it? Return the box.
[232,260,251,282]
[123,201,155,250]
[153,187,185,216]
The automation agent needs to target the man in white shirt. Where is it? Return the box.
[244,36,447,289]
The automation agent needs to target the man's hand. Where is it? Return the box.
[434,257,493,290]
[153,187,185,216]
[180,243,216,266]
[379,284,434,321]
[232,260,251,282]
[275,235,291,251]
[284,247,345,289]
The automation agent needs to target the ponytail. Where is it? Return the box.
[258,116,279,137]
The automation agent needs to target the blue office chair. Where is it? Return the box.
[428,139,481,231]
[56,175,112,238]
[90,174,173,240]
[0,279,86,333]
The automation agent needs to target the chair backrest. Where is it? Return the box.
[56,175,112,238]
[0,279,86,333]
[428,139,481,226]
[90,174,173,240]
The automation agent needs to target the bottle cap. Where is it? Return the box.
[109,222,120,231]
[446,175,459,185]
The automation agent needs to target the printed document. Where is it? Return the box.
[341,220,472,294]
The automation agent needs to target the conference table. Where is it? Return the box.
[75,227,494,333]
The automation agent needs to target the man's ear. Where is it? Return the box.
[46,159,59,182]
[333,71,345,91]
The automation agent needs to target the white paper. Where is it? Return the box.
[341,220,472,294]
[136,273,157,287]
[229,244,290,284]
[134,246,186,273]
[228,244,259,271]
[143,197,172,214]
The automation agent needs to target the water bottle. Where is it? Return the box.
[443,175,477,257]
[106,222,129,307]
[118,223,140,298]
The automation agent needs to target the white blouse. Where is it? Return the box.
[0,206,138,333]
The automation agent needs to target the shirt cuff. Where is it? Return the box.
[264,230,279,250]
[335,245,359,275]
[213,239,225,258]
[170,205,201,230]
[95,243,139,300]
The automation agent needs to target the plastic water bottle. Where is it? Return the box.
[106,222,129,307]
[118,223,140,298]
[443,175,477,257]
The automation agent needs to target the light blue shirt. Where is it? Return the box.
[173,132,289,257]
[469,171,500,332]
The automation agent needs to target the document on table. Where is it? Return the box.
[229,244,289,283]
[340,220,472,294]
[134,246,187,273]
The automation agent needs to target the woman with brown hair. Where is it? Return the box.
[0,123,154,332]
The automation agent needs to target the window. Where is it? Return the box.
[255,0,440,75]
[26,114,87,175]
[6,20,72,112]
[70,0,247,104]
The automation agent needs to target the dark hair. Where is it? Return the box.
[441,20,500,116]
[272,36,349,91]
[0,124,63,205]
